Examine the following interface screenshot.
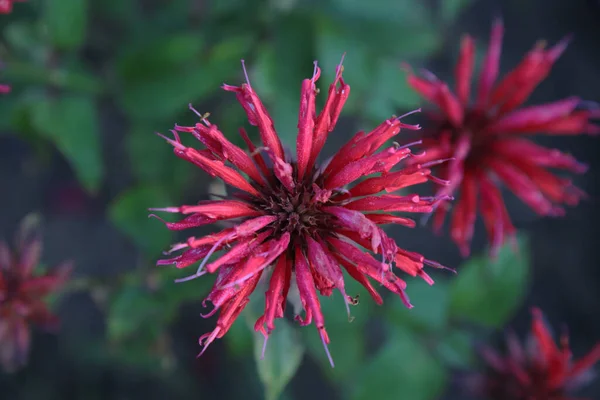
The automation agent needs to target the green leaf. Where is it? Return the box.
[314,17,373,114]
[44,0,89,50]
[250,14,315,151]
[31,95,104,193]
[108,185,173,255]
[255,318,305,400]
[107,286,165,342]
[387,279,449,333]
[448,235,530,327]
[435,329,476,369]
[352,328,447,400]
[440,0,474,23]
[328,0,429,24]
[126,122,191,191]
[301,281,371,382]
[365,58,423,123]
[117,33,251,121]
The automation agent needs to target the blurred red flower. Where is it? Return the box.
[152,58,451,365]
[405,19,599,257]
[0,0,25,14]
[0,215,72,372]
[470,308,600,400]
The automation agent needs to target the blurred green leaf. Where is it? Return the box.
[365,58,422,122]
[250,14,315,150]
[226,317,255,357]
[126,122,191,191]
[351,328,447,400]
[448,235,530,327]
[108,185,173,254]
[315,17,372,114]
[387,279,449,333]
[440,0,474,23]
[117,33,252,121]
[255,318,304,400]
[328,0,429,24]
[435,329,476,369]
[302,281,371,382]
[3,22,47,60]
[5,62,103,94]
[31,95,103,193]
[44,0,89,50]
[108,285,165,341]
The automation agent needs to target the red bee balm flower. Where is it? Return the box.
[0,215,72,372]
[471,308,600,400]
[405,19,599,257]
[152,58,450,365]
[0,0,26,14]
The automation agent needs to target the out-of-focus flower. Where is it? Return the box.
[0,60,9,94]
[0,0,25,14]
[404,19,599,257]
[469,308,600,400]
[0,214,72,372]
[152,58,451,365]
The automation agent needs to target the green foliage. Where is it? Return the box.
[301,281,372,382]
[387,279,449,333]
[44,0,89,50]
[351,328,447,400]
[31,95,104,193]
[108,185,173,254]
[440,0,474,23]
[448,235,530,327]
[254,319,305,400]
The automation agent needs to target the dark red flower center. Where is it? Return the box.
[439,108,495,168]
[249,164,334,244]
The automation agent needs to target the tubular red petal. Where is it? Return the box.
[349,168,430,197]
[449,171,478,257]
[307,62,350,172]
[294,246,327,334]
[479,174,515,257]
[324,206,381,252]
[365,214,416,228]
[262,255,290,333]
[178,200,260,218]
[206,230,272,274]
[456,35,475,105]
[345,194,441,213]
[296,66,320,180]
[488,158,560,216]
[239,127,274,182]
[476,18,504,109]
[486,97,580,134]
[173,145,261,196]
[186,122,267,186]
[491,139,588,173]
[531,308,561,367]
[338,257,383,305]
[223,83,285,162]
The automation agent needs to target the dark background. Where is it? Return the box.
[1,0,599,399]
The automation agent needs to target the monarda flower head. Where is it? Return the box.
[469,308,600,400]
[0,215,72,372]
[152,57,451,365]
[404,19,599,257]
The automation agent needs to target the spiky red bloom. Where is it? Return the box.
[405,19,599,257]
[470,308,600,400]
[152,59,450,364]
[0,0,25,14]
[0,215,72,372]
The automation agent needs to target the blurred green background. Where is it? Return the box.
[1,0,600,399]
